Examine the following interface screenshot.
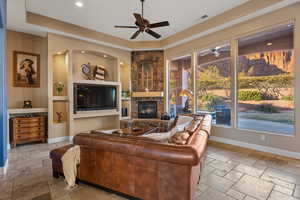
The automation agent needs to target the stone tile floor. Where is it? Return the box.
[1,141,300,200]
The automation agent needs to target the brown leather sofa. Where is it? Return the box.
[50,115,212,200]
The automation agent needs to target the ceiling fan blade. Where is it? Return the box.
[130,30,141,39]
[133,13,143,26]
[145,29,161,39]
[199,51,211,57]
[148,21,170,28]
[115,26,138,28]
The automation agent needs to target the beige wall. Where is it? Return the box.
[6,30,48,108]
[164,3,300,154]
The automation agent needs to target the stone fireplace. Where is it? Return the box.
[138,101,157,118]
[131,50,165,119]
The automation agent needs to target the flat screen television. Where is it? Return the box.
[74,83,117,113]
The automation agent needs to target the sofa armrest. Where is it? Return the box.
[134,141,203,166]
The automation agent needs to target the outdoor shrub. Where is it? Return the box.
[256,103,279,113]
[281,95,293,101]
[200,93,225,111]
[197,74,293,90]
[238,90,262,101]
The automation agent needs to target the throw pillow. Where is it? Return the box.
[185,119,201,133]
[169,131,190,145]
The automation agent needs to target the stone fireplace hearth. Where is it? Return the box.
[138,101,157,118]
[131,50,165,119]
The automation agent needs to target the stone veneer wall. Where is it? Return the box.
[131,51,164,118]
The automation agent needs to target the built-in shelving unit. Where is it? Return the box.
[73,79,121,86]
[69,50,122,135]
[8,108,48,114]
[47,48,131,138]
[48,51,70,139]
[120,62,131,119]
[73,110,120,119]
[52,96,68,101]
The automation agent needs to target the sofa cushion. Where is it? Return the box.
[139,128,177,143]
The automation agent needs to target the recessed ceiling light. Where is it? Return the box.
[81,50,85,54]
[75,1,83,7]
[103,55,107,58]
[267,42,273,46]
[57,52,62,55]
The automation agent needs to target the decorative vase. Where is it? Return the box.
[56,112,63,123]
[54,82,64,96]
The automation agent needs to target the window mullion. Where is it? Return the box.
[231,39,238,128]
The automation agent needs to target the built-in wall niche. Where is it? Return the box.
[120,62,131,119]
[53,52,68,97]
[50,51,69,139]
[121,100,130,119]
[53,101,68,123]
[72,50,118,82]
[120,63,131,91]
[53,101,69,138]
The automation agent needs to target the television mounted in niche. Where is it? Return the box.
[73,83,117,113]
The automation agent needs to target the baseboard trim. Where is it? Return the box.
[210,136,300,160]
[0,160,8,175]
[48,136,70,144]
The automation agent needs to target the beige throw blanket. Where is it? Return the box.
[61,145,80,189]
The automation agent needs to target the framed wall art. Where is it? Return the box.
[13,51,40,87]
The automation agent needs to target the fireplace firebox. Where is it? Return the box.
[138,101,157,118]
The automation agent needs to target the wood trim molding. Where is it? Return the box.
[25,0,293,50]
[132,91,164,98]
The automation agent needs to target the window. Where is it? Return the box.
[237,24,295,135]
[196,44,231,126]
[169,56,192,116]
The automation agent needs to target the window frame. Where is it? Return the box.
[195,42,233,128]
[167,54,193,114]
[165,20,297,137]
[234,22,296,136]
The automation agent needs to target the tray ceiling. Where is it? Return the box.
[23,0,249,41]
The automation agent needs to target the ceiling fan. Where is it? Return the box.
[114,0,170,39]
[199,45,230,57]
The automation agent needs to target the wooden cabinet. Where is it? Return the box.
[11,116,46,148]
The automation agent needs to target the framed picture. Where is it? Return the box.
[13,51,40,87]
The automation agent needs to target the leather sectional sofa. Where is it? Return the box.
[50,114,212,200]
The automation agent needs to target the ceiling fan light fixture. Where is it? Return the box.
[201,14,208,19]
[114,0,169,40]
